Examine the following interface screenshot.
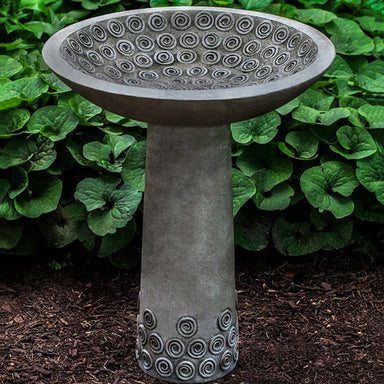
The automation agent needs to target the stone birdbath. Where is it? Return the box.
[43,6,335,383]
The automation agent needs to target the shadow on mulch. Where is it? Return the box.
[0,249,383,384]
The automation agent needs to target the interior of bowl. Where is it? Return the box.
[59,8,319,91]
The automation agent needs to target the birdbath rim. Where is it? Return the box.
[42,6,336,104]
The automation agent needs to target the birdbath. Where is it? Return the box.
[43,6,335,383]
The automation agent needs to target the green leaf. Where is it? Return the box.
[39,203,87,248]
[318,108,350,126]
[238,0,273,11]
[253,183,294,211]
[234,210,273,251]
[59,93,102,121]
[340,96,369,109]
[292,105,320,124]
[272,217,328,256]
[14,173,62,218]
[354,190,384,223]
[300,161,359,218]
[357,60,384,93]
[278,131,319,160]
[330,125,377,159]
[294,8,336,25]
[0,55,23,78]
[9,167,29,199]
[356,152,384,204]
[28,106,79,141]
[3,77,49,101]
[325,55,353,79]
[0,219,23,249]
[41,73,72,93]
[0,109,30,138]
[326,18,374,55]
[358,104,384,128]
[232,169,256,216]
[356,15,384,33]
[0,89,21,110]
[0,179,10,202]
[121,141,146,192]
[98,221,136,258]
[276,98,300,115]
[231,111,280,144]
[174,0,193,5]
[298,88,334,111]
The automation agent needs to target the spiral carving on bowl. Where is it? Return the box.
[273,26,289,44]
[218,308,233,331]
[187,339,207,359]
[155,357,173,377]
[126,16,145,33]
[261,46,278,60]
[163,66,183,77]
[176,51,197,64]
[255,65,272,79]
[283,59,299,73]
[107,19,125,37]
[222,54,242,68]
[135,36,155,52]
[77,31,93,48]
[195,11,214,30]
[240,58,260,73]
[211,68,232,80]
[62,45,75,61]
[220,350,233,371]
[242,40,261,57]
[186,66,208,77]
[138,70,159,81]
[123,78,141,86]
[99,45,116,60]
[90,24,107,42]
[69,39,83,54]
[274,52,290,66]
[199,358,216,378]
[148,13,167,32]
[215,13,235,31]
[256,20,273,39]
[177,316,198,338]
[227,326,238,347]
[298,39,312,57]
[134,54,153,68]
[116,59,135,73]
[104,66,121,79]
[143,309,157,330]
[171,12,192,30]
[138,324,148,345]
[154,51,174,66]
[165,338,185,358]
[149,333,164,354]
[176,361,196,381]
[179,32,199,49]
[142,349,153,370]
[209,334,226,355]
[157,33,177,50]
[116,40,135,56]
[201,32,221,49]
[86,51,104,66]
[287,32,302,49]
[78,58,95,73]
[236,16,254,34]
[222,35,243,52]
[231,74,249,85]
[303,47,318,65]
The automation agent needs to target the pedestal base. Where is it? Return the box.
[137,124,238,382]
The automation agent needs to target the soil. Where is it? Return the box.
[0,250,383,384]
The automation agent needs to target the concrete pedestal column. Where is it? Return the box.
[137,124,238,383]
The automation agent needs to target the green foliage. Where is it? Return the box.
[0,0,383,264]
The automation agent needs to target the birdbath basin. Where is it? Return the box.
[43,6,335,383]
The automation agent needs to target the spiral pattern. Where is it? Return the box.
[157,33,177,50]
[222,54,242,68]
[195,11,214,30]
[287,32,302,49]
[218,309,233,331]
[69,39,83,54]
[215,13,235,31]
[240,58,260,72]
[187,339,207,359]
[134,54,153,68]
[77,31,93,48]
[231,74,249,85]
[171,12,192,30]
[148,13,167,32]
[273,26,289,44]
[274,52,290,66]
[303,47,317,65]
[116,59,135,73]
[154,51,174,66]
[107,20,125,37]
[177,316,198,338]
[155,357,173,377]
[209,334,226,355]
[142,349,153,370]
[165,338,185,358]
[126,16,145,33]
[201,32,221,49]
[104,66,121,79]
[138,324,148,345]
[187,66,208,77]
[211,68,232,80]
[179,32,199,49]
[123,78,141,86]
[227,326,238,347]
[256,21,273,39]
[99,45,116,60]
[78,58,95,73]
[255,65,272,79]
[284,59,299,73]
[136,36,155,52]
[90,24,107,42]
[236,16,254,34]
[242,40,261,56]
[62,46,75,61]
[261,46,278,60]
[143,309,157,330]
[163,66,183,77]
[298,39,312,57]
[201,50,221,65]
[115,40,135,56]
[86,51,104,66]
[149,333,164,354]
[222,35,243,52]
[220,350,233,371]
[177,51,197,64]
[176,361,196,381]
[199,358,216,378]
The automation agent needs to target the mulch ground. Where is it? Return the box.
[0,250,383,384]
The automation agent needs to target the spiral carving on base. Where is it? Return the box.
[136,308,238,382]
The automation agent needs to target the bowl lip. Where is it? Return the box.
[42,6,336,102]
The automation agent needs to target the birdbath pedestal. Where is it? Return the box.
[43,7,335,383]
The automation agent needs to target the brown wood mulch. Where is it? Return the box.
[0,251,383,384]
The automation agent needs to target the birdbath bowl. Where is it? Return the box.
[43,6,335,383]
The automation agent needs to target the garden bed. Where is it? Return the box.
[0,252,383,384]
